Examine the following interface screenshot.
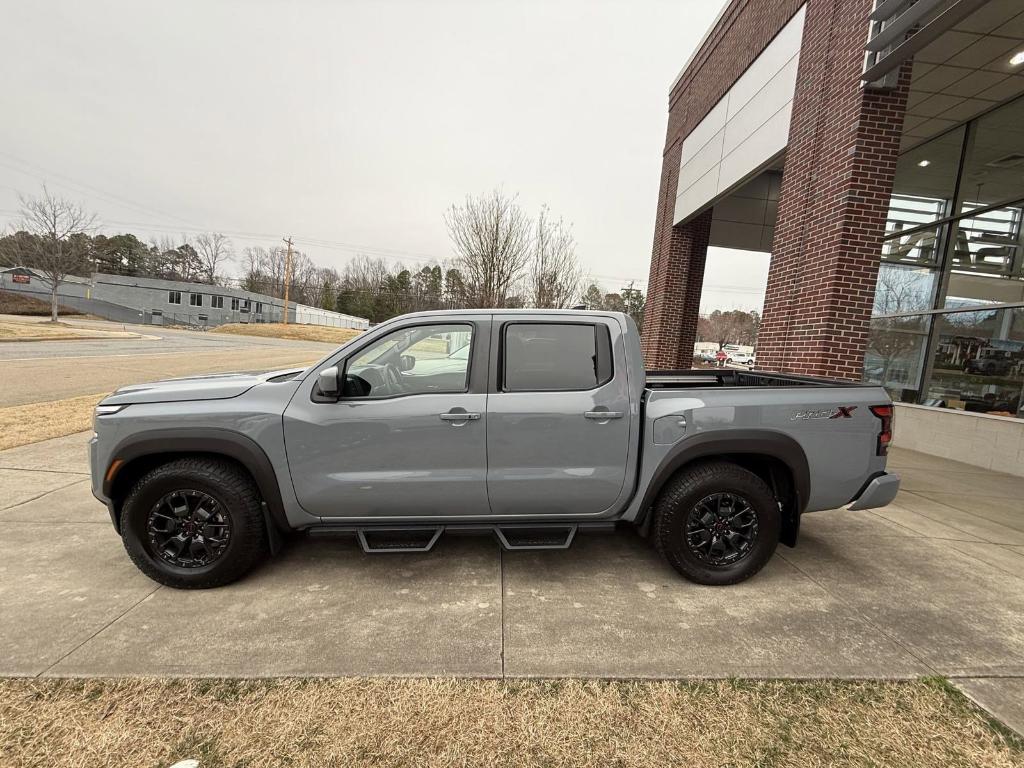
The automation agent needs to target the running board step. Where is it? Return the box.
[494,524,577,550]
[356,527,443,553]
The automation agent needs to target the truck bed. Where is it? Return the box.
[645,369,871,389]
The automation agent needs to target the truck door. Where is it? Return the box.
[283,319,490,519]
[485,318,631,516]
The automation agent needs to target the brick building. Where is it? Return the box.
[643,0,1024,424]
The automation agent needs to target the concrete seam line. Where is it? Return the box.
[499,546,506,679]
[898,489,1024,543]
[0,476,86,511]
[942,542,1024,584]
[774,550,939,677]
[36,584,163,678]
[0,467,90,476]
[865,509,988,543]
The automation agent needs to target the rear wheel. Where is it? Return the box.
[120,457,268,589]
[653,461,780,586]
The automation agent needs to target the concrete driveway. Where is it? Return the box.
[2,433,1023,726]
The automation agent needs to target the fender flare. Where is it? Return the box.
[103,428,289,533]
[635,429,810,525]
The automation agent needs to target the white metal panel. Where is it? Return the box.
[680,98,729,166]
[726,5,806,121]
[674,165,721,224]
[673,3,806,225]
[679,128,726,190]
[722,53,801,156]
[718,105,792,196]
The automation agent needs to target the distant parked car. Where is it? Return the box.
[964,356,1012,376]
[727,351,755,366]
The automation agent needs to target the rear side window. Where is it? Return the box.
[503,323,613,392]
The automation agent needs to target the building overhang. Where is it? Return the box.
[899,0,1024,151]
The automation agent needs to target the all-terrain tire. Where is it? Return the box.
[653,461,780,586]
[120,457,269,589]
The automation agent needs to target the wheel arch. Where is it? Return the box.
[636,430,809,546]
[104,429,289,535]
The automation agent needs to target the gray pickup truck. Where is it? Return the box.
[90,309,900,589]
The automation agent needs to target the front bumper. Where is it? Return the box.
[847,472,901,511]
[89,433,118,528]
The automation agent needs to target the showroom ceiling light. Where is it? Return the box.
[1011,50,1024,67]
[918,160,931,167]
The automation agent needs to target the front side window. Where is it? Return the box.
[190,293,203,307]
[212,295,224,309]
[503,323,612,391]
[231,298,240,311]
[344,323,474,398]
[168,290,181,304]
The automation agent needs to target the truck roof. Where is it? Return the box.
[385,308,628,321]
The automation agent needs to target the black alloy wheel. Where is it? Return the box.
[652,460,780,586]
[684,492,758,566]
[146,489,232,568]
[121,457,269,589]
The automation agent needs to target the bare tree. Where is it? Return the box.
[697,309,758,350]
[444,189,532,308]
[15,187,96,321]
[194,232,233,284]
[528,206,582,308]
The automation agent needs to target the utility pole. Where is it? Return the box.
[282,236,293,325]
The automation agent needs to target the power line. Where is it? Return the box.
[0,159,653,287]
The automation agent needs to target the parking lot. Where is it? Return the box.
[1,429,1023,731]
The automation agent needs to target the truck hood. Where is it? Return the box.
[101,368,305,405]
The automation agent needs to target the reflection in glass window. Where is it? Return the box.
[873,264,937,315]
[864,314,930,401]
[949,203,1022,277]
[889,125,964,225]
[925,308,1024,419]
[958,96,1024,214]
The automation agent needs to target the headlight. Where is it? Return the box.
[94,404,127,417]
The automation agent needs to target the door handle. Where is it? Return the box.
[439,412,481,421]
[584,411,623,420]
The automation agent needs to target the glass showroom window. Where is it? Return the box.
[868,94,1024,419]
[864,313,931,402]
[923,307,1024,419]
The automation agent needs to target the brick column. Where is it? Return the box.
[756,0,911,380]
[641,157,712,370]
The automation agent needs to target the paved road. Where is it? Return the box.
[0,434,1022,736]
[0,319,338,406]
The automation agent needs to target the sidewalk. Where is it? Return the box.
[1,433,1022,731]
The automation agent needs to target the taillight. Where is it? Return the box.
[870,405,893,456]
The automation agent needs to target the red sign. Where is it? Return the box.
[12,274,30,284]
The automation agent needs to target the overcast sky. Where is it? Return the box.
[0,0,769,312]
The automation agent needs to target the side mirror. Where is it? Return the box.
[317,366,340,397]
[399,354,415,372]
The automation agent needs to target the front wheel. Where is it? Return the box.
[120,458,269,589]
[653,461,780,586]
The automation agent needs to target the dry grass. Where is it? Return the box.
[0,321,138,342]
[0,393,105,451]
[0,290,81,316]
[0,678,1020,768]
[0,321,85,341]
[212,322,362,345]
